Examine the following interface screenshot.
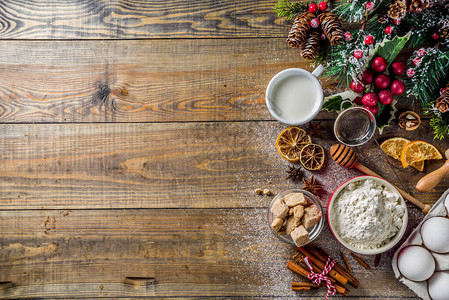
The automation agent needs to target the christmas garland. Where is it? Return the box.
[274,0,449,138]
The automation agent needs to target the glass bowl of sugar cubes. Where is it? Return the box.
[268,189,324,247]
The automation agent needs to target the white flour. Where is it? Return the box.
[331,179,405,249]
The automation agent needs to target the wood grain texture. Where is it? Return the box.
[0,0,287,39]
[0,120,447,210]
[0,38,347,123]
[0,209,420,299]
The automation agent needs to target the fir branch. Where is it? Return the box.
[332,0,388,23]
[430,116,449,140]
[274,0,309,20]
[404,6,443,48]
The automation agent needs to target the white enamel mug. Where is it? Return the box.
[265,65,324,125]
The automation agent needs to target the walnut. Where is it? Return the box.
[398,111,420,131]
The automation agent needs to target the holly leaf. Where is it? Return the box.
[322,91,361,112]
[371,32,411,67]
[375,99,397,134]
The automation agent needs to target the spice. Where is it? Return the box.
[341,252,352,273]
[350,252,371,270]
[302,176,323,196]
[374,254,381,268]
[398,111,420,131]
[286,165,303,182]
[254,188,262,195]
[306,121,324,138]
[263,188,272,195]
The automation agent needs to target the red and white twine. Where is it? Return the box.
[303,256,336,300]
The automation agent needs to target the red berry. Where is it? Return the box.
[378,90,394,105]
[440,88,447,95]
[345,32,353,41]
[365,2,375,10]
[320,33,326,40]
[364,35,374,45]
[393,18,401,25]
[374,74,391,89]
[310,18,320,28]
[350,80,365,93]
[318,2,328,11]
[354,96,363,105]
[362,92,379,107]
[406,68,415,78]
[432,33,440,40]
[391,61,405,76]
[309,3,318,13]
[417,48,427,57]
[364,104,379,115]
[413,57,422,66]
[361,69,374,84]
[354,50,364,59]
[385,26,393,34]
[371,57,388,72]
[391,80,405,95]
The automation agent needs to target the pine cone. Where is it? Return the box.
[301,30,320,60]
[287,12,314,48]
[436,95,449,113]
[388,0,407,19]
[378,10,390,24]
[318,12,344,45]
[438,19,449,39]
[409,0,434,13]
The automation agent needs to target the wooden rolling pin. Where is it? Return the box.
[416,149,449,192]
[330,144,432,214]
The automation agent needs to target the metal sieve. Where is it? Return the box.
[334,101,376,146]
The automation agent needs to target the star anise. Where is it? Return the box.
[302,176,323,196]
[306,121,324,138]
[285,165,303,182]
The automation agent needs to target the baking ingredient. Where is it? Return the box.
[445,193,449,214]
[299,143,325,170]
[331,179,405,249]
[302,176,322,196]
[428,272,449,300]
[254,188,262,195]
[401,140,442,167]
[397,246,435,281]
[263,188,272,196]
[285,165,303,182]
[350,252,371,269]
[421,217,449,253]
[380,137,424,171]
[398,111,421,131]
[276,127,311,162]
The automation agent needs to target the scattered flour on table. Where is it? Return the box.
[331,179,405,249]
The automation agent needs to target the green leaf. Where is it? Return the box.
[375,99,397,134]
[322,96,346,112]
[372,32,411,67]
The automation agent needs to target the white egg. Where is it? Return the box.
[445,193,449,215]
[421,217,449,253]
[397,246,435,281]
[428,272,449,300]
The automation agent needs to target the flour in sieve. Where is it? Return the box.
[331,179,405,249]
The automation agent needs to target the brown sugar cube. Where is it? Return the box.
[302,205,322,229]
[284,192,308,207]
[271,217,284,233]
[285,216,301,235]
[270,198,289,218]
[293,205,304,221]
[290,225,310,247]
[288,207,294,216]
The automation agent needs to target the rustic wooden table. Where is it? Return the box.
[0,1,447,299]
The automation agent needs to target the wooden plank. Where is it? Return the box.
[0,209,420,298]
[0,121,447,209]
[0,0,288,39]
[0,38,348,123]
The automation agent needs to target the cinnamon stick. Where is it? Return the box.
[297,247,349,286]
[292,282,320,288]
[374,254,381,268]
[341,252,352,273]
[307,247,359,288]
[292,286,313,291]
[287,261,350,296]
[350,253,371,270]
[294,254,337,284]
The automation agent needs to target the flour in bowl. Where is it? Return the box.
[331,179,405,249]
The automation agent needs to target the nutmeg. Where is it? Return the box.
[398,111,421,131]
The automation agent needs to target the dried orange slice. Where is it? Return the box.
[276,127,311,162]
[299,143,325,170]
[401,141,443,168]
[380,137,424,171]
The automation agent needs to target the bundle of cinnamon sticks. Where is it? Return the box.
[287,245,360,296]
